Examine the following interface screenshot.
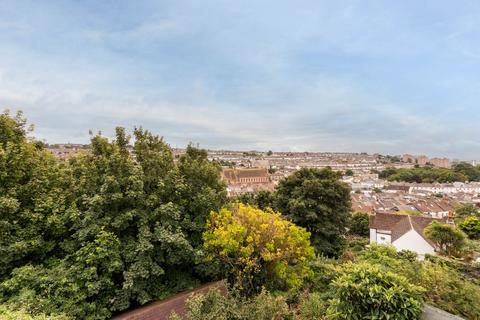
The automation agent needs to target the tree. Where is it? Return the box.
[454,203,480,223]
[233,191,275,211]
[452,162,480,181]
[424,221,466,256]
[203,204,314,294]
[344,169,354,176]
[275,168,351,257]
[348,212,370,237]
[326,262,424,320]
[0,112,229,319]
[0,110,70,280]
[458,217,480,239]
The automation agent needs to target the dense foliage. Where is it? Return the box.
[176,244,480,319]
[168,289,293,320]
[424,221,466,256]
[455,203,480,223]
[233,190,276,211]
[459,217,480,239]
[348,212,370,237]
[326,262,424,319]
[203,204,314,293]
[2,111,480,319]
[0,111,227,319]
[275,168,352,257]
[379,165,471,183]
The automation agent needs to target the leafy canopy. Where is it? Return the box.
[0,111,227,319]
[326,262,424,320]
[348,212,370,237]
[203,203,314,294]
[458,216,480,239]
[424,221,466,256]
[275,168,352,257]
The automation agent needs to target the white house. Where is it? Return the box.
[369,212,445,257]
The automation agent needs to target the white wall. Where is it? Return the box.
[393,229,435,256]
[376,232,391,245]
[370,228,376,243]
[370,229,392,245]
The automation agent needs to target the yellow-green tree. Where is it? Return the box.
[203,203,314,294]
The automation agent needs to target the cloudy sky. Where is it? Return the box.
[1,1,480,159]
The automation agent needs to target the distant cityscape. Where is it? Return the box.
[47,144,480,222]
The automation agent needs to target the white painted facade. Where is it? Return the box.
[393,229,435,255]
[369,228,376,243]
[409,182,480,194]
[369,229,393,245]
[369,224,436,257]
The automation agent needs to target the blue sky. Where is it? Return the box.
[1,1,480,159]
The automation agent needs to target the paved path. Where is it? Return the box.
[422,305,465,320]
[112,281,226,320]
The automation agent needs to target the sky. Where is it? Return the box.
[1,1,480,159]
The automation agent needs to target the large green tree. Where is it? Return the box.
[275,168,351,257]
[0,112,227,319]
[0,110,71,280]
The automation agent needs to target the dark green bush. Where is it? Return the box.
[326,262,424,320]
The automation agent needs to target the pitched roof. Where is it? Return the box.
[370,212,445,247]
[236,168,268,178]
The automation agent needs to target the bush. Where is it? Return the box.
[169,289,292,320]
[397,249,418,262]
[326,262,424,320]
[0,305,70,320]
[414,262,480,319]
[203,204,314,294]
[346,239,369,252]
[304,257,339,293]
[297,292,326,319]
[459,216,480,239]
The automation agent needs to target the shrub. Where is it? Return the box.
[169,289,291,320]
[297,292,326,319]
[203,204,314,294]
[326,262,424,320]
[414,262,480,319]
[304,257,339,293]
[346,239,369,252]
[0,305,70,320]
[397,249,418,262]
[459,216,480,239]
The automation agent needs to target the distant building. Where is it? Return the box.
[48,144,89,159]
[402,154,415,163]
[417,155,429,165]
[222,168,270,184]
[429,158,450,168]
[409,182,480,194]
[369,212,445,257]
[401,154,450,168]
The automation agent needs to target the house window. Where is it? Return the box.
[380,236,386,240]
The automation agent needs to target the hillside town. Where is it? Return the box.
[48,145,480,219]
